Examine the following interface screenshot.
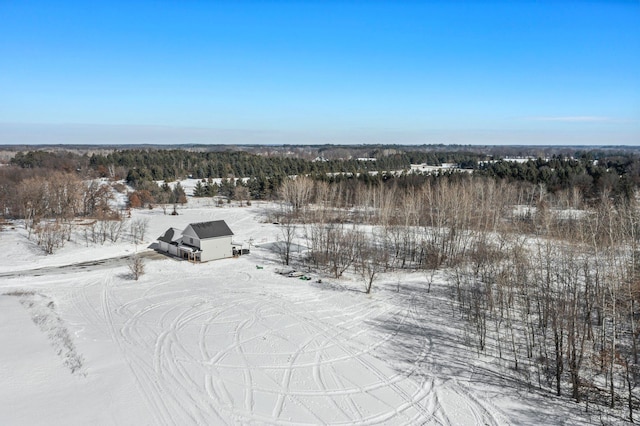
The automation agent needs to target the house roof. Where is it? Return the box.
[189,220,234,239]
[158,227,183,244]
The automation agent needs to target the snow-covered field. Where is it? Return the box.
[0,201,597,425]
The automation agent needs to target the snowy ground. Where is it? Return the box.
[0,201,599,425]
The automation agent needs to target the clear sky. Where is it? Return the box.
[0,0,638,145]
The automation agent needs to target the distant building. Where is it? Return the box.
[157,220,236,262]
[410,163,455,172]
[409,163,471,175]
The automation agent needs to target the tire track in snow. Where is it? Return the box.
[240,290,424,422]
[122,288,263,424]
[233,316,256,413]
[70,279,110,336]
[435,379,499,426]
[100,275,171,426]
[118,286,234,424]
[444,379,511,426]
[261,293,434,424]
[76,264,503,425]
[152,302,227,425]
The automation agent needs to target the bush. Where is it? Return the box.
[128,254,145,280]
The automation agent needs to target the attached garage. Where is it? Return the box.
[157,227,181,256]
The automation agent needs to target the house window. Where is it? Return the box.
[190,238,193,244]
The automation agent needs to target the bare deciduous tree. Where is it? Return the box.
[34,221,66,254]
[280,176,313,215]
[130,218,149,244]
[83,180,115,218]
[234,185,250,207]
[107,218,127,243]
[128,254,145,280]
[359,230,387,294]
[277,217,297,266]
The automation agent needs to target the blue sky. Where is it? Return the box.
[0,1,638,145]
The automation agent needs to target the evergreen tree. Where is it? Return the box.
[193,181,206,197]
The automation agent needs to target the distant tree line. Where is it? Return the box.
[81,149,492,183]
[477,154,640,202]
[5,148,640,207]
[10,150,89,172]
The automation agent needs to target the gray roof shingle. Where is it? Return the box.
[158,227,182,244]
[190,220,234,239]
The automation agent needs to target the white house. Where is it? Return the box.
[157,220,235,262]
